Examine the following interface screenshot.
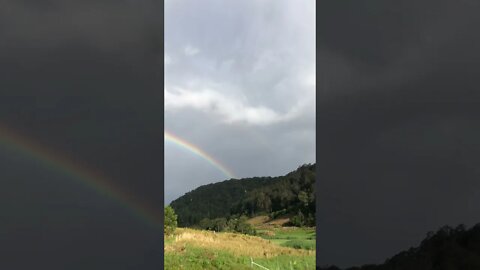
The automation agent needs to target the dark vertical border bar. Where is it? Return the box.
[160,0,165,269]
[315,1,320,269]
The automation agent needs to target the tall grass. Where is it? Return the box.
[165,228,315,270]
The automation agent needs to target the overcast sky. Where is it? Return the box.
[164,0,316,204]
[317,0,480,268]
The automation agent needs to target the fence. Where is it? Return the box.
[250,257,310,270]
[250,257,270,270]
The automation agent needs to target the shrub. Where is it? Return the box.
[283,239,316,250]
[164,206,178,235]
[290,210,305,227]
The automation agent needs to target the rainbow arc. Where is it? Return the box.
[164,130,235,179]
[0,125,235,228]
[0,125,161,228]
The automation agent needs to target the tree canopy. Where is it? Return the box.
[170,163,315,227]
[319,224,480,270]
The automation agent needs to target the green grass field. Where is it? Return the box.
[165,245,315,270]
[257,227,316,250]
[164,228,315,270]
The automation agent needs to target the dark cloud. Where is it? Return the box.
[0,0,161,52]
[0,0,162,268]
[317,0,480,267]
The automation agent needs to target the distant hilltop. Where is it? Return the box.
[170,163,316,227]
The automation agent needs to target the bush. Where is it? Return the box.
[164,206,178,235]
[212,218,228,232]
[269,208,287,219]
[234,215,256,235]
[283,239,316,250]
[290,210,305,227]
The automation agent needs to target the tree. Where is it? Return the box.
[298,191,309,207]
[199,218,212,230]
[164,206,178,235]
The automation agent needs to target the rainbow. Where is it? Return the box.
[0,125,162,229]
[164,131,235,179]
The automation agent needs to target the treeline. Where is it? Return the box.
[170,163,315,227]
[170,176,273,226]
[196,215,256,235]
[233,163,315,227]
[319,223,480,270]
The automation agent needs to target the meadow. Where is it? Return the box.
[258,227,316,251]
[164,227,315,270]
[249,215,316,250]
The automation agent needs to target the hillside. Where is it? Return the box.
[170,164,315,227]
[319,224,480,270]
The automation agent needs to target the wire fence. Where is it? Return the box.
[250,257,311,270]
[250,257,270,270]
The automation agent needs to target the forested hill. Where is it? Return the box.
[170,163,315,227]
[319,224,480,270]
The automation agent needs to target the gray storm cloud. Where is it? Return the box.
[317,0,480,267]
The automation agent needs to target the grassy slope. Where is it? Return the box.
[165,228,315,270]
[259,227,316,250]
[251,215,316,250]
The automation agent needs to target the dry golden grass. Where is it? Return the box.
[246,215,270,225]
[165,228,314,259]
[268,217,290,226]
[247,215,291,231]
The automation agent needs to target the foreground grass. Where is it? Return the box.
[165,245,315,270]
[165,228,315,270]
